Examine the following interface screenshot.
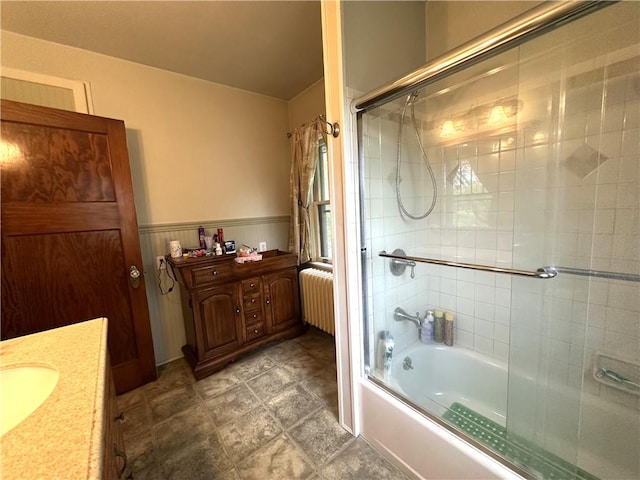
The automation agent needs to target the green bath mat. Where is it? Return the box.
[443,402,599,480]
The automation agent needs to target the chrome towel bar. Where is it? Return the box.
[379,251,556,279]
[542,266,640,283]
[378,251,640,282]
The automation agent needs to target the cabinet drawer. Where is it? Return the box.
[241,277,262,295]
[245,309,263,325]
[191,263,232,286]
[243,292,262,309]
[246,323,265,342]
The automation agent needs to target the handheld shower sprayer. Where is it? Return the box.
[396,90,438,220]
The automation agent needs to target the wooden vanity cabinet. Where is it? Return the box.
[169,250,303,379]
[103,359,127,480]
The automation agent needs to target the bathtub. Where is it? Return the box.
[391,344,508,426]
[378,343,639,480]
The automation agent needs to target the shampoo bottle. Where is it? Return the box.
[444,312,454,346]
[420,310,434,344]
[434,310,445,343]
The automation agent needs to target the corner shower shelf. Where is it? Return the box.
[593,353,640,396]
[443,402,598,480]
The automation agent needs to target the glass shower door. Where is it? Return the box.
[508,3,640,479]
[359,2,639,479]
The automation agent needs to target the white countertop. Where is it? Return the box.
[0,318,108,479]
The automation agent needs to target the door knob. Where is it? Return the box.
[129,265,141,288]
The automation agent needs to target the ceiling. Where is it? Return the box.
[1,1,324,101]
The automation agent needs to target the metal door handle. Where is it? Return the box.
[129,265,141,288]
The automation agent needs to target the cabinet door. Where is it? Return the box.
[264,268,300,333]
[195,283,244,359]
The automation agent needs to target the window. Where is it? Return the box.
[311,139,332,261]
[0,67,93,114]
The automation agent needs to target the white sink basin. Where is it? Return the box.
[0,364,59,436]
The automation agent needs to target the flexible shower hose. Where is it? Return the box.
[396,92,438,220]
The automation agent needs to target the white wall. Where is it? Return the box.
[288,78,326,132]
[425,1,542,61]
[343,1,426,95]
[1,31,291,226]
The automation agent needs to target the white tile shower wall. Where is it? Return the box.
[363,107,438,357]
[362,51,639,393]
[510,45,640,416]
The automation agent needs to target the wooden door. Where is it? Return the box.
[264,268,300,333]
[1,100,156,393]
[194,283,243,359]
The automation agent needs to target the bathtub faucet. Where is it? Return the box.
[394,307,422,328]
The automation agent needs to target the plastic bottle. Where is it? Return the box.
[376,330,394,372]
[434,310,445,343]
[420,311,434,344]
[198,226,206,249]
[215,243,222,255]
[444,312,454,346]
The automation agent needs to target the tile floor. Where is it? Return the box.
[117,326,412,480]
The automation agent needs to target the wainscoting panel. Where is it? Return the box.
[139,216,290,365]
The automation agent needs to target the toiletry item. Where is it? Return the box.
[217,228,224,245]
[444,312,454,346]
[421,310,434,344]
[376,330,394,372]
[224,240,236,254]
[169,240,182,258]
[434,310,445,343]
[198,226,206,249]
[204,236,213,250]
[215,243,223,255]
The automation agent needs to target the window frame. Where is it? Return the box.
[310,138,332,263]
[1,67,94,114]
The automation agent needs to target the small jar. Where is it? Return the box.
[434,310,445,343]
[444,312,454,346]
[169,240,182,258]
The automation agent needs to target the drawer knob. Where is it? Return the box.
[266,299,270,305]
[254,329,259,334]
[253,314,257,318]
[236,308,240,314]
[115,412,125,422]
[250,283,255,287]
[251,298,256,303]
[212,271,218,276]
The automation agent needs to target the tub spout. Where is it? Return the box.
[394,307,421,328]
